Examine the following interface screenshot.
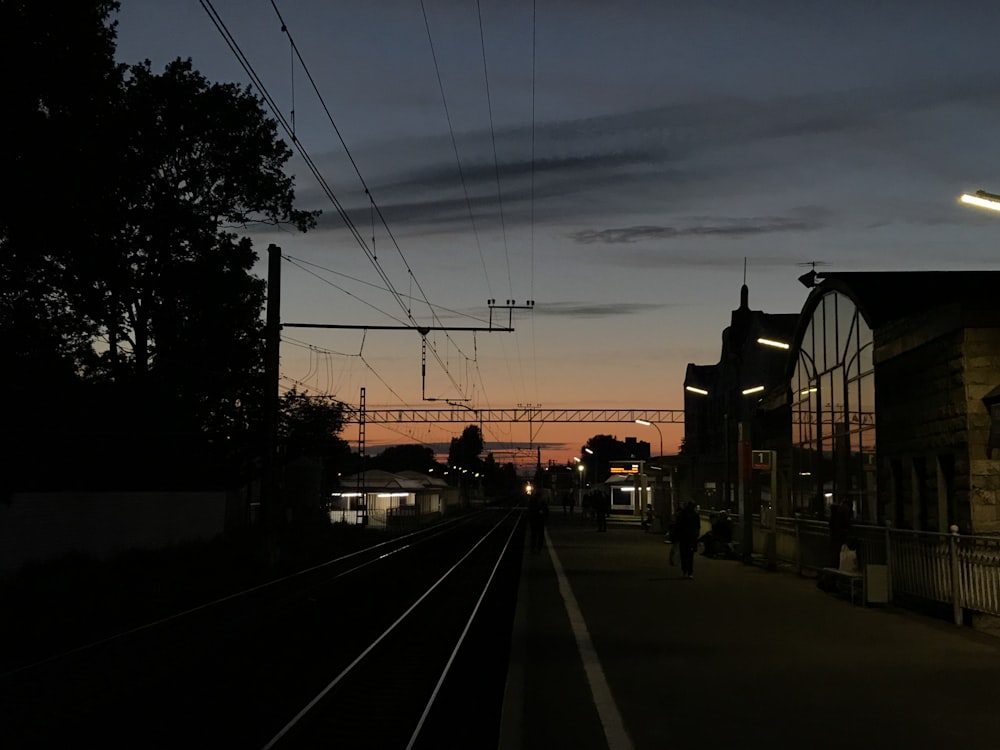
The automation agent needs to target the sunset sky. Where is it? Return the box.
[115,0,1000,466]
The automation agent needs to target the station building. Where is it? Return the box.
[683,271,1000,535]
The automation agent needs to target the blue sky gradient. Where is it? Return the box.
[114,0,1000,463]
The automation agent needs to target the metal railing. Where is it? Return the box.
[708,511,1000,624]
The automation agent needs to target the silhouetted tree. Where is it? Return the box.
[278,389,350,498]
[279,390,347,459]
[2,2,320,490]
[581,434,632,483]
[448,425,485,469]
[371,445,440,474]
[481,453,520,498]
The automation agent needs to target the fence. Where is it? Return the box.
[713,511,1000,624]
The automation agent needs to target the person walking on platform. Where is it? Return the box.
[666,510,679,565]
[595,492,609,532]
[676,501,701,578]
[527,496,549,552]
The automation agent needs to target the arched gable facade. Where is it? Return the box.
[786,270,1000,533]
[788,288,876,521]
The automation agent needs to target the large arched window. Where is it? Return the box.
[791,291,876,520]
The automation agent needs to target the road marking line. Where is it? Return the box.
[545,529,633,750]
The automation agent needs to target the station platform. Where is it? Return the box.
[499,511,1000,750]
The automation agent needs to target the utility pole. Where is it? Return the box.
[262,244,282,542]
[738,420,753,564]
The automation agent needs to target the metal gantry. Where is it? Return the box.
[343,408,684,425]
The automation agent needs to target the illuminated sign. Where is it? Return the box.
[610,464,640,475]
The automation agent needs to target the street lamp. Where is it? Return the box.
[635,419,663,457]
[960,189,1000,212]
[577,462,585,511]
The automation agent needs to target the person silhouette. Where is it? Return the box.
[528,496,549,552]
[676,502,701,578]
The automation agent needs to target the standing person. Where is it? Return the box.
[527,495,548,552]
[641,503,654,532]
[676,501,701,578]
[666,510,679,565]
[595,492,609,532]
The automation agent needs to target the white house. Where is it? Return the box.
[329,470,457,528]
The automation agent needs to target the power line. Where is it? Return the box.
[201,1,476,402]
[419,0,493,299]
[475,0,513,299]
[266,1,478,387]
[283,256,409,326]
[284,254,493,326]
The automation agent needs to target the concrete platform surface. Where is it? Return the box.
[500,513,1000,750]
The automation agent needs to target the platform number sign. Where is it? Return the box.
[751,450,774,471]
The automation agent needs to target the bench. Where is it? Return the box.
[819,567,864,605]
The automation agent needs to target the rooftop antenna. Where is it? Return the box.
[743,257,748,285]
[796,260,830,288]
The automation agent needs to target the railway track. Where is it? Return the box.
[0,508,526,748]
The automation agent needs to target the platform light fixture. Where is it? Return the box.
[757,337,790,350]
[686,385,709,395]
[635,418,664,457]
[960,190,1000,212]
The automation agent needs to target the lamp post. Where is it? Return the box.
[635,419,663,457]
[685,381,763,564]
[636,419,665,521]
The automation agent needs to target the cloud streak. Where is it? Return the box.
[569,216,825,244]
[287,74,1000,242]
[533,301,669,318]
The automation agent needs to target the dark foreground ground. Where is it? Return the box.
[0,520,393,672]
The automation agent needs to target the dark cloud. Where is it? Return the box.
[533,301,668,318]
[286,75,1000,240]
[385,150,659,193]
[569,216,825,244]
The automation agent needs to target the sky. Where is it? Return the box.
[114,0,1000,467]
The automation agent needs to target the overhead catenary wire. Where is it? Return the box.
[198,2,392,295]
[200,0,473,402]
[265,1,479,383]
[529,0,541,400]
[284,256,410,326]
[475,0,513,300]
[419,0,493,300]
[284,255,494,327]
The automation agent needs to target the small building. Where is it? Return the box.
[330,469,457,528]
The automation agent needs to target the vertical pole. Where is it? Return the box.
[794,514,802,576]
[768,455,778,571]
[358,386,367,526]
[949,524,962,626]
[739,420,753,563]
[723,412,731,511]
[885,520,894,604]
[671,467,679,517]
[262,244,281,537]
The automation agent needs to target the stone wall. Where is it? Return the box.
[874,312,970,532]
[964,327,1000,533]
[873,306,1000,534]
